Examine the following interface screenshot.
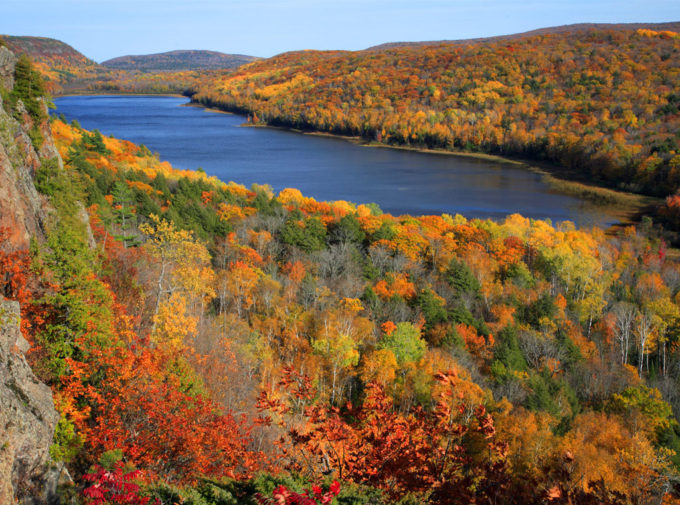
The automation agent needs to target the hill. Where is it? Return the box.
[101,49,259,72]
[3,43,680,505]
[191,26,680,199]
[366,21,680,50]
[0,36,224,95]
[0,35,102,91]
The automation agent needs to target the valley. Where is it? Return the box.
[0,17,680,505]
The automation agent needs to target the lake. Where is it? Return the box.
[54,95,619,227]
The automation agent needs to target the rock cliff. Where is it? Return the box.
[0,46,16,90]
[0,297,61,504]
[0,47,53,251]
[0,45,68,504]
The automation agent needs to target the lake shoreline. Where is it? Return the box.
[55,93,661,226]
[55,94,653,230]
[239,117,659,227]
[55,92,187,98]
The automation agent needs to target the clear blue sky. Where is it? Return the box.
[4,0,680,61]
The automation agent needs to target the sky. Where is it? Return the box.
[4,0,680,62]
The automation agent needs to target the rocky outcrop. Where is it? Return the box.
[0,100,49,250]
[0,45,71,505]
[0,46,16,90]
[0,45,52,251]
[0,297,61,504]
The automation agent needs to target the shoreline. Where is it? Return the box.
[56,94,660,230]
[55,92,188,98]
[237,113,659,227]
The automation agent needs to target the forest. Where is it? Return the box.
[190,29,680,202]
[4,115,680,504]
[3,30,680,505]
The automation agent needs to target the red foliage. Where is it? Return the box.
[82,463,157,505]
[0,227,54,351]
[63,342,264,484]
[258,368,508,503]
[255,481,340,505]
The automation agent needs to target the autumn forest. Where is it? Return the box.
[1,21,680,505]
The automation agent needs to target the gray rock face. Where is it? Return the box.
[0,94,49,250]
[0,297,61,504]
[0,44,71,505]
[0,46,17,90]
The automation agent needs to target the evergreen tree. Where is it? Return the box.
[111,181,139,247]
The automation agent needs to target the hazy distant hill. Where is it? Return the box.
[101,50,259,72]
[0,36,244,94]
[366,21,680,50]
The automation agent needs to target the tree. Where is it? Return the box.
[139,215,215,330]
[111,181,140,248]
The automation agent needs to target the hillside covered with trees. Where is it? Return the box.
[0,36,240,95]
[15,110,680,505]
[4,28,680,505]
[191,27,680,200]
[4,54,680,504]
[101,50,259,72]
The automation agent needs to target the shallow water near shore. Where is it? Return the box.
[55,95,625,227]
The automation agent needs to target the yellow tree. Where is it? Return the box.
[311,298,372,403]
[140,215,215,331]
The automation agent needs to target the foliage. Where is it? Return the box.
[7,116,680,504]
[82,463,157,505]
[192,28,680,198]
[255,481,340,505]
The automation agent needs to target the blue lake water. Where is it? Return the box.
[54,95,619,227]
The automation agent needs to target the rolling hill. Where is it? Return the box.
[0,35,102,90]
[101,50,258,72]
[366,21,680,50]
[191,25,680,199]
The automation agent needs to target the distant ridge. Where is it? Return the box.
[366,21,680,50]
[1,35,100,70]
[101,50,259,72]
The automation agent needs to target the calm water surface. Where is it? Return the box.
[55,95,617,227]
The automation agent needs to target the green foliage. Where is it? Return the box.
[151,474,384,505]
[361,286,380,313]
[167,356,207,397]
[33,152,116,379]
[281,215,327,252]
[49,415,82,463]
[371,222,396,242]
[504,262,535,288]
[35,158,69,200]
[608,385,677,435]
[364,202,383,216]
[98,449,124,470]
[526,370,579,429]
[111,181,140,247]
[448,303,487,337]
[378,322,426,367]
[493,326,527,374]
[252,190,283,216]
[526,372,561,416]
[81,129,111,154]
[414,288,448,332]
[519,293,556,328]
[11,55,47,121]
[329,213,366,245]
[555,329,583,368]
[445,259,480,295]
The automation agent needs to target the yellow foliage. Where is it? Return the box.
[152,293,198,353]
